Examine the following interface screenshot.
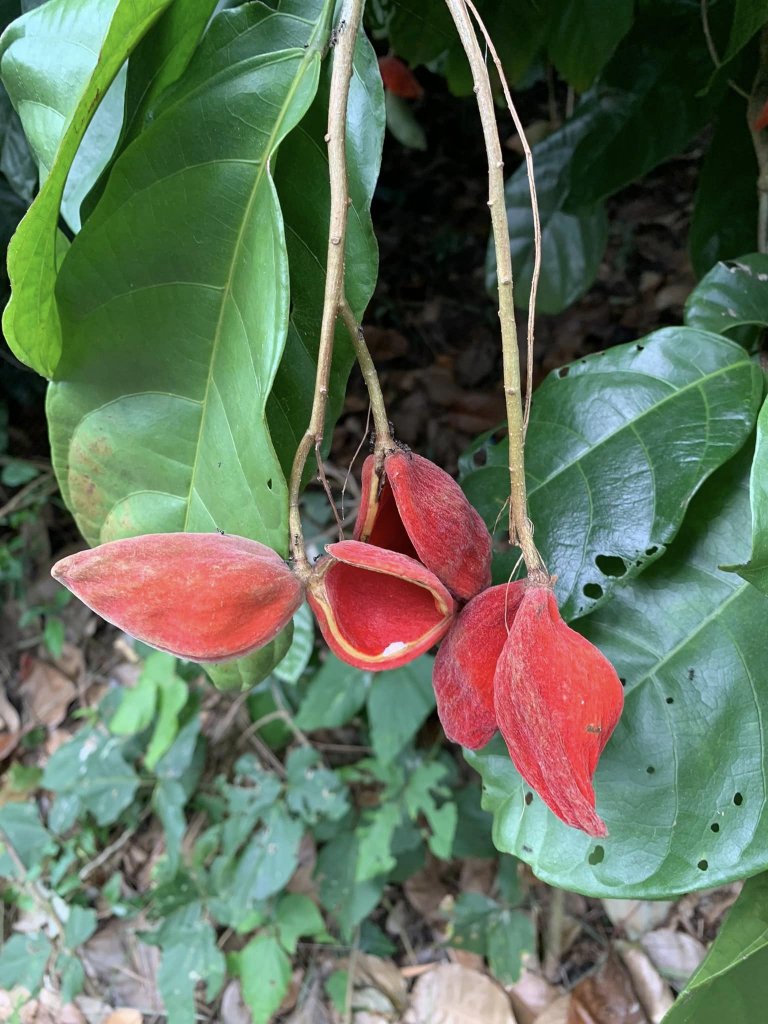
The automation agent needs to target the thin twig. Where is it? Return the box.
[700,0,721,68]
[343,925,362,1024]
[287,0,366,576]
[444,0,547,582]
[465,0,541,435]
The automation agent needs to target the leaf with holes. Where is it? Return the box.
[661,871,768,1023]
[685,254,768,337]
[468,448,768,898]
[0,0,173,376]
[461,328,762,620]
[487,98,608,316]
[45,2,335,682]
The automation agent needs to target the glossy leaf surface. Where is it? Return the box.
[688,93,759,278]
[565,3,726,210]
[268,4,383,477]
[0,0,171,375]
[488,99,608,315]
[548,0,633,91]
[47,5,330,548]
[725,396,768,596]
[469,451,768,897]
[661,872,768,1023]
[461,329,762,620]
[685,254,768,336]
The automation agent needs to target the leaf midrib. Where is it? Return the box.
[527,359,752,499]
[181,45,319,531]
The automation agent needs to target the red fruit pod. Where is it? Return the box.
[307,539,455,671]
[354,450,492,601]
[493,583,624,838]
[378,55,424,100]
[433,582,525,749]
[51,533,304,662]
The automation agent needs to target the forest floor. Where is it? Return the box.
[0,75,738,1024]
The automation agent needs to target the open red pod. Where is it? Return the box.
[432,582,525,749]
[493,582,624,837]
[307,539,455,671]
[51,533,304,662]
[354,450,492,600]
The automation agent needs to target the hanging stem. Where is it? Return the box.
[340,299,394,450]
[749,27,768,254]
[444,0,547,581]
[288,0,366,578]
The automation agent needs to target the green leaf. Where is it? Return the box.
[725,396,768,595]
[239,934,292,1024]
[356,801,401,882]
[0,801,54,875]
[42,726,139,827]
[110,650,174,736]
[461,329,762,621]
[404,761,456,859]
[367,656,435,763]
[565,4,726,210]
[0,933,52,992]
[486,908,535,985]
[723,0,768,62]
[662,871,768,1023]
[296,655,371,730]
[275,892,327,955]
[153,779,187,876]
[220,755,282,854]
[145,672,187,772]
[488,99,608,315]
[685,254,768,337]
[285,747,349,825]
[316,832,386,938]
[230,804,303,905]
[268,12,383,479]
[548,0,633,91]
[386,0,455,65]
[207,627,292,693]
[451,784,496,860]
[155,903,225,1024]
[274,603,315,684]
[57,952,85,1003]
[64,905,97,949]
[46,3,331,547]
[469,448,768,898]
[449,891,498,954]
[385,92,426,150]
[688,92,759,279]
[0,0,173,376]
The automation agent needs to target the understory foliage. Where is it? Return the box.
[0,0,768,1021]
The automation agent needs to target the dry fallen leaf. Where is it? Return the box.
[535,996,571,1024]
[18,654,77,729]
[601,900,673,941]
[616,943,674,1024]
[404,964,518,1024]
[81,921,162,1013]
[354,956,407,1013]
[641,928,706,988]
[567,953,647,1024]
[104,1012,143,1024]
[220,981,251,1024]
[507,964,560,1024]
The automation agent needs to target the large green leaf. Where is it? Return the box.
[662,872,768,1023]
[726,395,768,596]
[461,328,762,621]
[469,448,768,898]
[47,4,333,547]
[46,2,335,685]
[688,92,759,279]
[685,253,768,336]
[487,99,608,315]
[0,0,172,376]
[268,5,384,477]
[565,3,727,210]
[723,0,768,62]
[547,0,633,91]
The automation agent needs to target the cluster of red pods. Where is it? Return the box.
[52,448,623,837]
